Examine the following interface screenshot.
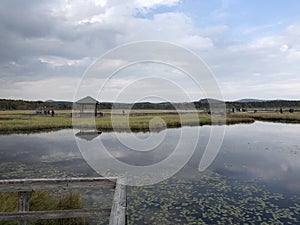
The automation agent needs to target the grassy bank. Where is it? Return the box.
[0,191,85,225]
[0,110,299,134]
[229,112,300,124]
[0,111,72,134]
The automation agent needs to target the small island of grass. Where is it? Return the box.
[0,110,299,134]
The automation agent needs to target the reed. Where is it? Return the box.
[0,110,299,134]
[0,191,85,225]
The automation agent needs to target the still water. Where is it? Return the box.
[0,122,299,224]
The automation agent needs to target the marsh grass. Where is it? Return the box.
[230,112,300,123]
[0,110,299,134]
[0,191,85,225]
[0,110,72,134]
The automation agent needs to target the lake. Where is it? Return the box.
[0,122,299,224]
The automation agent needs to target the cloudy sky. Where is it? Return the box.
[1,0,300,102]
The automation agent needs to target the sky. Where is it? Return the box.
[0,0,300,102]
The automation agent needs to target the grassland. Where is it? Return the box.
[0,110,300,134]
[0,110,72,134]
[228,112,300,123]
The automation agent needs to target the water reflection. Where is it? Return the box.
[0,122,299,192]
[75,130,102,141]
[71,122,300,193]
[211,122,300,193]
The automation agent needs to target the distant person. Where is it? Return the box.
[280,108,283,114]
[51,110,55,117]
[122,110,125,116]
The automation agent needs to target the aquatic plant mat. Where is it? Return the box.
[127,169,299,224]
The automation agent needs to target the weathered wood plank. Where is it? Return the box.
[0,209,111,221]
[18,191,30,225]
[109,178,127,225]
[0,177,117,192]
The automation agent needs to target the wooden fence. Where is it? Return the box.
[0,177,126,225]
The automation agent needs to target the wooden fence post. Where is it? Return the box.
[18,191,30,225]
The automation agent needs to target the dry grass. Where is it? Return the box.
[0,111,72,134]
[229,112,300,123]
[0,191,85,225]
[0,110,299,134]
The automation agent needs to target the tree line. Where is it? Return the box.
[0,99,72,110]
[1,99,300,111]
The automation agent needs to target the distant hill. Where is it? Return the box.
[0,98,300,111]
[199,98,224,103]
[235,98,265,103]
[46,100,72,104]
[54,101,72,105]
[226,100,300,109]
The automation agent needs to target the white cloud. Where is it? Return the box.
[0,0,300,101]
[203,23,300,100]
[1,77,79,101]
[113,12,216,51]
[280,44,289,52]
[88,0,107,7]
[180,35,214,50]
[39,56,91,67]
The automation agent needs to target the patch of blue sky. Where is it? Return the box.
[177,0,222,26]
[132,0,300,47]
[222,0,300,41]
[135,0,300,42]
[134,4,179,19]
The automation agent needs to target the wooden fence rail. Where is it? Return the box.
[0,177,126,225]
